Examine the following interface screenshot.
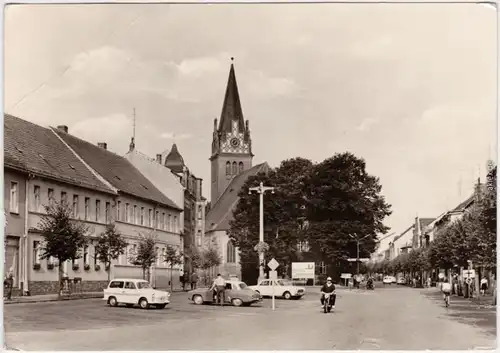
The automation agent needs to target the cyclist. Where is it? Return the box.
[441,277,452,306]
[320,277,336,309]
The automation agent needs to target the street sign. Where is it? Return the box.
[347,258,370,262]
[268,258,279,270]
[291,262,315,279]
[462,269,476,279]
[341,273,352,279]
[269,270,278,280]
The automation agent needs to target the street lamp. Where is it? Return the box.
[348,233,371,275]
[249,182,275,281]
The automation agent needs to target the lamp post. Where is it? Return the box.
[349,233,371,275]
[249,182,275,281]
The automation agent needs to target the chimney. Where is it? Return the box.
[213,118,217,132]
[156,154,162,164]
[57,125,68,133]
[97,142,107,150]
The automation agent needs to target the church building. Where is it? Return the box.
[205,60,270,279]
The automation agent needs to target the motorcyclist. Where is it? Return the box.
[367,276,374,289]
[320,277,336,309]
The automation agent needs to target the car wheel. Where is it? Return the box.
[139,298,149,309]
[193,295,204,305]
[108,296,118,307]
[283,291,292,300]
[231,298,243,307]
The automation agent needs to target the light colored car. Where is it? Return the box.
[249,279,306,300]
[397,277,406,285]
[188,280,261,307]
[383,276,395,284]
[103,278,170,309]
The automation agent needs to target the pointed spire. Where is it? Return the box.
[165,143,185,173]
[218,57,245,134]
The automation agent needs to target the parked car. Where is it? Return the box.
[383,276,396,284]
[103,278,170,309]
[397,277,406,285]
[188,280,261,307]
[249,279,306,300]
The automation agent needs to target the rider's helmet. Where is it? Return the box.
[326,277,332,281]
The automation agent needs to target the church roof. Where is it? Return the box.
[164,143,185,173]
[218,61,245,134]
[206,162,270,232]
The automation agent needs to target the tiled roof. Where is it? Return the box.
[4,114,115,194]
[393,225,413,242]
[218,62,245,134]
[206,162,270,231]
[54,128,182,211]
[450,194,475,213]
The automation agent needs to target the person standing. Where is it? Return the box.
[480,277,488,296]
[4,273,13,300]
[210,274,226,306]
[190,272,198,290]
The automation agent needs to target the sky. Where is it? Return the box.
[4,2,497,236]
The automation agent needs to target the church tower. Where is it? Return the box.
[210,59,253,204]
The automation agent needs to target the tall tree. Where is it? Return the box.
[129,232,157,281]
[38,202,89,299]
[164,245,183,292]
[201,244,222,285]
[95,223,128,281]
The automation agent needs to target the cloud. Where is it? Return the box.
[356,118,378,132]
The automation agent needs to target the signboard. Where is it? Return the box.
[347,258,370,263]
[462,269,476,279]
[291,262,315,279]
[269,270,278,280]
[268,258,279,271]
[341,273,352,279]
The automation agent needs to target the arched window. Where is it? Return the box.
[226,162,231,175]
[226,240,236,263]
[238,162,244,173]
[232,162,237,175]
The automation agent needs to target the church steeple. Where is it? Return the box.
[218,58,245,134]
[210,58,254,204]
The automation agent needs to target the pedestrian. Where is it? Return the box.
[190,272,198,290]
[209,273,226,306]
[427,277,431,289]
[4,272,13,300]
[481,277,488,296]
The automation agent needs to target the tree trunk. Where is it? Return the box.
[170,266,173,293]
[58,259,63,300]
[107,261,111,282]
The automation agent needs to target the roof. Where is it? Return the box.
[206,162,270,231]
[53,128,182,211]
[164,143,185,173]
[419,218,435,230]
[393,225,414,242]
[218,62,245,134]
[4,114,115,194]
[450,194,475,213]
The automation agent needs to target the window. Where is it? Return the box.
[95,200,101,222]
[196,230,202,247]
[61,191,67,205]
[232,162,237,175]
[72,195,79,218]
[140,207,144,226]
[124,281,136,289]
[226,161,231,175]
[94,244,98,266]
[197,205,202,219]
[117,201,121,221]
[155,211,160,228]
[173,216,178,233]
[33,241,41,265]
[105,202,111,223]
[225,283,233,290]
[239,162,244,173]
[84,197,90,220]
[133,205,137,224]
[227,240,236,263]
[109,281,124,289]
[149,209,153,227]
[162,248,167,265]
[34,185,41,212]
[167,214,172,231]
[48,188,54,206]
[156,247,160,266]
[162,213,166,230]
[9,182,18,213]
[83,246,89,265]
[125,203,130,222]
[260,280,270,286]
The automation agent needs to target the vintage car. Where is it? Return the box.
[103,278,170,309]
[249,279,305,299]
[188,280,261,307]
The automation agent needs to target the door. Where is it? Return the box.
[122,281,138,303]
[4,236,19,287]
[224,282,234,303]
[258,280,271,296]
[108,280,125,301]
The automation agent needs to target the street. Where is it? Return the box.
[4,285,496,350]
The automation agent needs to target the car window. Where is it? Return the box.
[276,280,285,286]
[124,282,136,289]
[137,281,152,289]
[225,283,232,290]
[239,282,248,289]
[260,280,269,286]
[109,281,124,288]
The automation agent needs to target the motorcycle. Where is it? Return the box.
[366,279,374,290]
[323,292,335,313]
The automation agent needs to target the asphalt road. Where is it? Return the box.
[4,285,496,350]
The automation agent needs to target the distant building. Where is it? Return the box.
[205,60,270,279]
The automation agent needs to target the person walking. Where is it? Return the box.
[210,274,226,306]
[4,273,13,300]
[480,277,488,296]
[190,272,198,290]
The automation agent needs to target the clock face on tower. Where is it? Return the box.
[230,138,240,148]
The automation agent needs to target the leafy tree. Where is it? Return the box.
[38,202,89,299]
[164,245,183,292]
[428,226,455,271]
[185,245,202,273]
[95,223,127,281]
[129,232,157,281]
[201,244,222,285]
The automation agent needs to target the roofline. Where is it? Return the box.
[119,190,183,212]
